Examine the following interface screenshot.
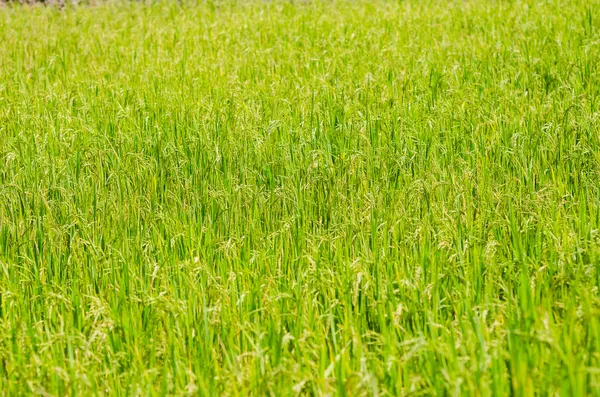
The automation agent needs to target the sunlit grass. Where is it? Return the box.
[0,0,599,395]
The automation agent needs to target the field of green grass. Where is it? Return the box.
[1,0,600,395]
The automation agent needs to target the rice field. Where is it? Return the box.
[1,0,600,395]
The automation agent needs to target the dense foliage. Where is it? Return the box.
[1,1,600,395]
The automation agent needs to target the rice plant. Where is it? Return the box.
[0,0,599,395]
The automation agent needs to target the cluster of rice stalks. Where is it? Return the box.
[0,0,599,395]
